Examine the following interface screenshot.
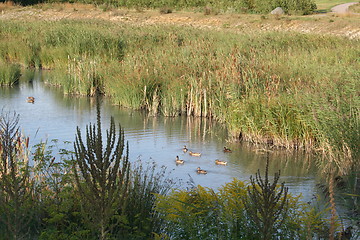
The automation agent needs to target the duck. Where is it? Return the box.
[175,156,184,164]
[196,167,207,174]
[182,145,188,153]
[223,147,232,153]
[189,151,201,157]
[27,96,35,103]
[215,159,227,165]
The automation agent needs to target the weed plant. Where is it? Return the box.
[0,109,174,239]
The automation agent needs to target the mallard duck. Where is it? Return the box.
[196,167,207,174]
[182,145,188,153]
[215,159,227,165]
[189,151,201,157]
[27,96,35,103]
[175,156,184,164]
[223,147,232,153]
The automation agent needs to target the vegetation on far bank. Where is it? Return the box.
[1,0,317,15]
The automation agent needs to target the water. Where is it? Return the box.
[0,71,321,201]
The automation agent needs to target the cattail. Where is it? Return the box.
[329,173,337,240]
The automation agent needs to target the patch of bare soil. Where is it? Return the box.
[1,3,359,39]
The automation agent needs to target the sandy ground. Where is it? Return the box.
[0,3,359,39]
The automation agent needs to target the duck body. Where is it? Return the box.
[196,167,207,174]
[189,151,201,157]
[215,159,227,165]
[223,147,232,153]
[182,146,188,153]
[175,156,184,164]
[27,96,35,103]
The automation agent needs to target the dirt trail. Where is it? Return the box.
[0,4,359,39]
[331,2,358,13]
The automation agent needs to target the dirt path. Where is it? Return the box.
[331,2,358,13]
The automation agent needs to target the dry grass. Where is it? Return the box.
[0,4,359,39]
[349,2,360,13]
[0,1,18,12]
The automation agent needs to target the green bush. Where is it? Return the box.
[155,158,333,239]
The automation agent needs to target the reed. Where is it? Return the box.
[0,19,358,173]
[0,62,21,86]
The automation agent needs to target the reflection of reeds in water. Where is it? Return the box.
[235,143,317,177]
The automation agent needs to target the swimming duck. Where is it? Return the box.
[182,145,188,153]
[175,156,184,164]
[27,96,35,103]
[189,151,201,157]
[215,159,227,165]
[223,147,232,153]
[196,167,207,174]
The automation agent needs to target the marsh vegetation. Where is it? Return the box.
[0,19,358,176]
[0,3,359,238]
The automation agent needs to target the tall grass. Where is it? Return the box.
[0,63,21,86]
[0,19,359,174]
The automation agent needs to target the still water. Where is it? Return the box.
[0,71,321,200]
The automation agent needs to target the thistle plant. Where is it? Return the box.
[244,153,289,240]
[73,97,130,240]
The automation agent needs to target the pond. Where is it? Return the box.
[0,71,321,201]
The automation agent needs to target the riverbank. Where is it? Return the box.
[0,4,359,176]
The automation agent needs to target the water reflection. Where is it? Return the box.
[0,71,321,201]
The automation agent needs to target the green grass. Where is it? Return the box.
[0,19,359,175]
[0,62,21,86]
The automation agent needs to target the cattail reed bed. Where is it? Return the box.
[0,19,359,174]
